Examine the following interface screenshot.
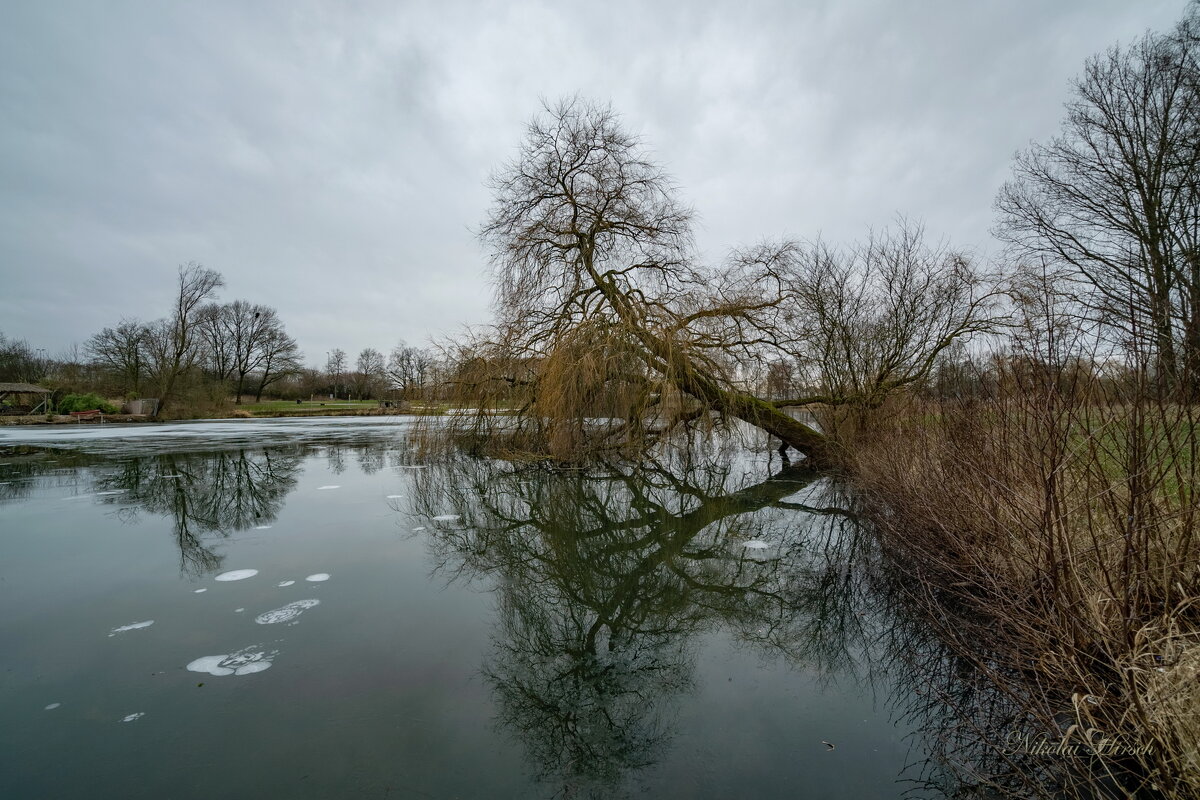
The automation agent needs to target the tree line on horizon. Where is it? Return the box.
[0,265,443,416]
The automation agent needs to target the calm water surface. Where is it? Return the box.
[0,418,942,799]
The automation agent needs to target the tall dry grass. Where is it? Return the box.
[849,356,1199,796]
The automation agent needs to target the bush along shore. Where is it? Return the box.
[847,364,1198,798]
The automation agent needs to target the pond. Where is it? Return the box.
[0,417,951,799]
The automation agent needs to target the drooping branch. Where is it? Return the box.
[448,98,998,464]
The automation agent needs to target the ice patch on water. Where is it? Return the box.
[316,485,340,490]
[386,494,403,499]
[234,608,245,613]
[253,525,272,530]
[193,588,207,593]
[122,712,145,722]
[45,703,60,710]
[305,573,330,582]
[214,569,258,582]
[412,526,426,531]
[743,540,771,549]
[278,580,295,587]
[157,474,182,479]
[187,646,276,677]
[432,514,461,522]
[255,598,320,625]
[95,490,126,496]
[187,655,234,676]
[109,620,154,636]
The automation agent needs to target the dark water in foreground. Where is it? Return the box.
[0,418,943,799]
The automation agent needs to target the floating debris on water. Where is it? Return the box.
[386,495,403,499]
[122,712,145,722]
[44,703,61,711]
[316,485,340,490]
[193,588,207,594]
[432,514,461,522]
[253,525,272,530]
[109,620,154,637]
[214,569,259,582]
[234,608,245,613]
[255,598,320,625]
[187,646,277,677]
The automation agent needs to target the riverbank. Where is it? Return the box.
[0,405,422,425]
[847,394,1199,799]
[0,414,153,426]
[233,407,414,419]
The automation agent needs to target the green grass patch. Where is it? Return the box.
[238,400,379,415]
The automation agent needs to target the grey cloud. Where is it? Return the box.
[0,0,1187,361]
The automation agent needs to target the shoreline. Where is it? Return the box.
[0,408,418,426]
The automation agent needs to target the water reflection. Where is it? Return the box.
[0,444,303,576]
[0,429,1074,798]
[0,445,99,504]
[408,456,877,796]
[96,449,302,574]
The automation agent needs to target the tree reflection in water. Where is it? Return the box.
[0,446,99,505]
[407,454,874,796]
[96,448,303,575]
[2,436,1092,796]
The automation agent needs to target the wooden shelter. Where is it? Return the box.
[0,382,50,414]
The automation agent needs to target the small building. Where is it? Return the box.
[0,382,51,414]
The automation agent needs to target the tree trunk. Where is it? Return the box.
[641,329,831,465]
[594,271,831,465]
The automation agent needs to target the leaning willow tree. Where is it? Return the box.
[441,98,998,464]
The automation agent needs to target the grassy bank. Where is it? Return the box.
[233,399,380,417]
[0,414,152,426]
[231,400,465,418]
[845,388,1199,797]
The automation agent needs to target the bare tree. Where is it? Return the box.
[996,4,1200,397]
[224,301,274,404]
[476,97,833,460]
[0,331,45,384]
[325,348,346,399]
[454,98,996,463]
[86,318,148,396]
[197,303,236,384]
[387,341,435,399]
[775,223,1001,413]
[252,324,302,402]
[156,263,224,415]
[354,347,386,399]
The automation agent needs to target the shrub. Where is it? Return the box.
[57,393,119,414]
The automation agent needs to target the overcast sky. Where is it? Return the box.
[0,0,1188,365]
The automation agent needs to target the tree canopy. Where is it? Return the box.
[445,97,997,463]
